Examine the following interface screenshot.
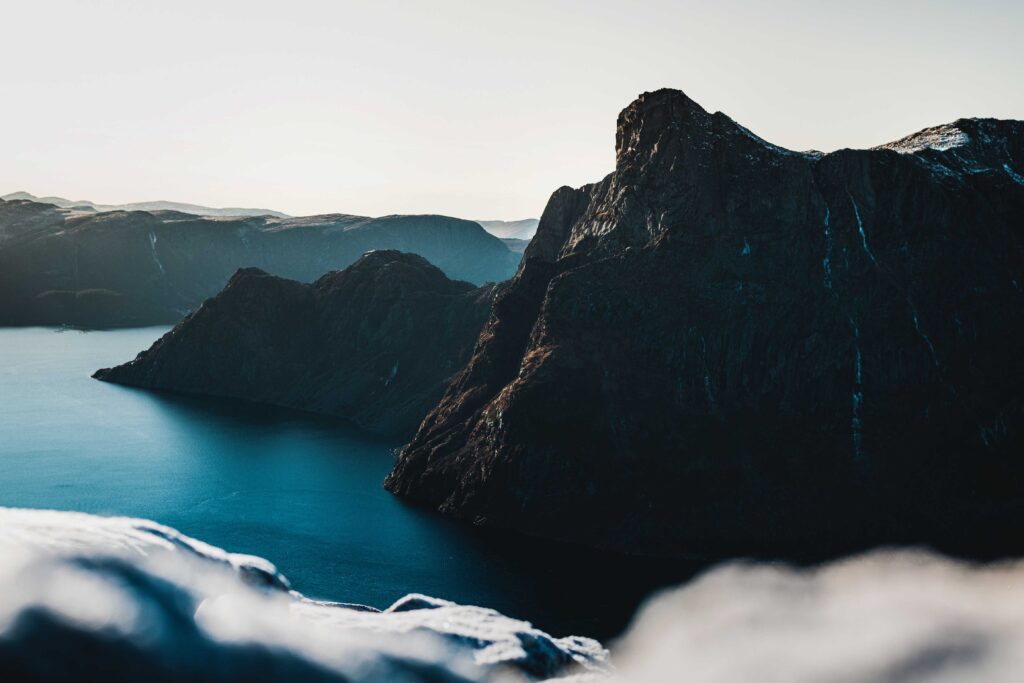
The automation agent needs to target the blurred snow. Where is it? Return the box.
[614,551,1024,683]
[0,507,608,682]
[5,508,1024,683]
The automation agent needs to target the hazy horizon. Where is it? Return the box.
[3,0,1021,220]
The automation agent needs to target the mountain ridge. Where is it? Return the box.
[384,88,1024,556]
[0,200,519,328]
[0,191,289,218]
[93,251,498,438]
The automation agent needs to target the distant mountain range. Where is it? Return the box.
[0,198,519,328]
[1,192,540,239]
[1,191,289,218]
[475,218,539,240]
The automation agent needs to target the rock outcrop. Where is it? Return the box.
[385,89,1024,556]
[95,251,496,438]
[0,201,519,328]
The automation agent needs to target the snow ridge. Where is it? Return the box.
[0,507,609,682]
[877,123,971,155]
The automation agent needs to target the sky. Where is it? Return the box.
[2,0,1021,220]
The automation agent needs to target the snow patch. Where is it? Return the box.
[848,195,879,268]
[1004,163,1024,185]
[148,232,166,275]
[615,551,1024,683]
[732,122,822,160]
[0,508,609,682]
[878,123,970,154]
[8,509,1024,682]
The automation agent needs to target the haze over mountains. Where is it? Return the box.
[2,192,539,239]
[1,191,289,218]
[0,198,521,328]
[474,219,539,240]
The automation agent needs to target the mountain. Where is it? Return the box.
[1,191,288,218]
[0,201,519,328]
[94,251,497,438]
[385,89,1024,557]
[476,218,539,240]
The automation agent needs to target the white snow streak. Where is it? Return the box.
[848,196,879,268]
[149,232,166,275]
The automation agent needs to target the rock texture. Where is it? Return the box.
[385,89,1024,556]
[0,201,519,328]
[95,251,496,438]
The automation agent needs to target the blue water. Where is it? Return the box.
[0,327,696,639]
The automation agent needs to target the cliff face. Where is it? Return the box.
[386,89,1024,556]
[95,251,496,439]
[0,203,518,328]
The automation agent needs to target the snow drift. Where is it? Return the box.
[4,507,1024,683]
[0,508,608,682]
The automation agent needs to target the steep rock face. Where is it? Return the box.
[95,251,496,438]
[386,89,1024,556]
[0,203,518,327]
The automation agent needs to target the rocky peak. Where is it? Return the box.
[615,89,712,166]
[386,89,1024,557]
[95,250,497,438]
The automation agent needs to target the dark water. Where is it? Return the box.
[0,327,708,640]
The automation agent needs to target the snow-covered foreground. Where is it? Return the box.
[2,508,1024,683]
[0,508,608,682]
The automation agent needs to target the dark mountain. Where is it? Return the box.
[1,191,288,218]
[94,251,497,439]
[385,89,1024,557]
[0,201,519,328]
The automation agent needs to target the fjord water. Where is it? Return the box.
[0,327,693,639]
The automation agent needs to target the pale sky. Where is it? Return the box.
[2,0,1021,219]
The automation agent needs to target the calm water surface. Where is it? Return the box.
[0,327,703,639]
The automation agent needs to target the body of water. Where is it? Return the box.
[0,327,706,640]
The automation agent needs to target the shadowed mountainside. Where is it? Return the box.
[94,251,497,439]
[385,89,1024,557]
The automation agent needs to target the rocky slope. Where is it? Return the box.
[386,89,1024,556]
[0,201,518,327]
[94,251,496,438]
